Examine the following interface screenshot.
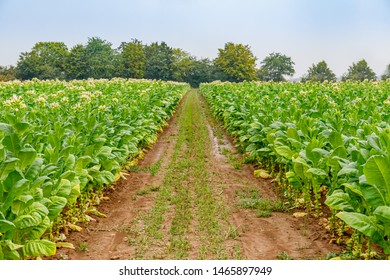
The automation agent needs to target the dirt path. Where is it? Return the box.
[55,90,342,260]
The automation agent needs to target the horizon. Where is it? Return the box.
[1,0,390,79]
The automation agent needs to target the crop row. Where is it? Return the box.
[0,78,189,259]
[200,80,390,258]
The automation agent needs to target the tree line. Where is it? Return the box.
[1,37,390,85]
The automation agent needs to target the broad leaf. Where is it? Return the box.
[22,239,56,257]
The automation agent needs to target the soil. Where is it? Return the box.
[54,90,342,260]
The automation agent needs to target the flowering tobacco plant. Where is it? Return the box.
[200,80,390,258]
[0,78,189,259]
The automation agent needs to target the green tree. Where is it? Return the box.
[119,39,145,79]
[381,64,390,80]
[65,44,88,80]
[301,60,336,82]
[85,37,118,79]
[214,42,257,82]
[15,42,69,80]
[172,49,194,82]
[186,58,215,87]
[342,59,376,81]
[259,52,295,81]
[144,42,174,80]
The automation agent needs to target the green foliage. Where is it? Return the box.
[172,49,193,82]
[186,58,216,88]
[84,37,119,79]
[200,80,390,257]
[342,59,376,81]
[0,79,189,259]
[214,42,257,82]
[65,44,88,80]
[15,42,69,80]
[259,52,295,81]
[119,39,146,79]
[382,64,390,80]
[301,61,336,82]
[144,42,175,81]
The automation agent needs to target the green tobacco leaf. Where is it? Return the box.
[359,183,387,209]
[0,158,19,181]
[2,134,21,155]
[64,154,76,170]
[26,216,50,240]
[292,157,310,179]
[337,212,380,238]
[337,166,359,177]
[24,158,43,180]
[274,145,294,160]
[374,206,390,224]
[364,155,390,197]
[46,196,67,220]
[329,131,343,148]
[22,239,56,257]
[18,148,37,170]
[67,184,81,205]
[0,219,16,233]
[287,127,300,141]
[2,170,24,192]
[100,170,115,185]
[13,202,48,229]
[0,123,15,135]
[325,190,355,211]
[14,122,31,134]
[52,179,72,197]
[306,168,328,178]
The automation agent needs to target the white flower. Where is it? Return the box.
[36,96,46,104]
[50,102,60,109]
[74,103,82,110]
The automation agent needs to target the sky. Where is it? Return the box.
[0,0,390,79]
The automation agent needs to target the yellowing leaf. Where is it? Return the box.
[254,169,272,179]
[56,242,75,249]
[67,223,82,232]
[293,212,307,218]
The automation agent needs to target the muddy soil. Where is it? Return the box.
[54,91,342,260]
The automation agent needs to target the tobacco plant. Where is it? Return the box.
[0,78,189,259]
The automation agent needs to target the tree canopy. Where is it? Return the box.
[301,61,336,82]
[65,44,88,80]
[84,37,118,79]
[119,39,145,79]
[144,42,175,81]
[382,64,390,80]
[259,52,295,82]
[15,42,69,80]
[214,42,257,82]
[342,59,376,81]
[6,37,389,86]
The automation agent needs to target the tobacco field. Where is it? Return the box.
[200,80,390,258]
[0,79,189,259]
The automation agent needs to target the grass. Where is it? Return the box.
[127,159,162,176]
[276,251,293,260]
[220,147,244,170]
[235,188,287,218]
[136,185,160,196]
[77,241,88,252]
[127,90,239,259]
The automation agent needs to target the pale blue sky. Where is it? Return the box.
[0,0,389,78]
